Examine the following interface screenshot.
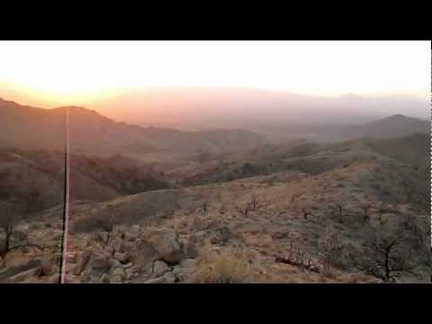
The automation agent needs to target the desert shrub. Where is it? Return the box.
[188,247,260,283]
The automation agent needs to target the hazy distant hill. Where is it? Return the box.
[343,114,430,139]
[0,98,266,156]
[84,87,428,127]
[0,98,66,150]
[265,114,430,142]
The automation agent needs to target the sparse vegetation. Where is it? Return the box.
[1,97,429,283]
[188,247,260,283]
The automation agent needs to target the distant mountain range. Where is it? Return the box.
[300,114,430,141]
[0,97,266,156]
[0,97,429,157]
[81,87,428,128]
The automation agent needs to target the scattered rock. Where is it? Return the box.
[172,259,196,282]
[66,252,79,264]
[179,258,197,269]
[210,226,233,245]
[143,229,185,264]
[97,232,109,243]
[40,258,54,276]
[152,260,171,277]
[124,226,141,241]
[48,274,60,283]
[120,241,134,253]
[76,249,93,272]
[0,258,43,282]
[114,252,131,264]
[77,249,111,277]
[183,236,199,258]
[144,271,176,283]
[109,264,126,283]
[172,266,188,282]
[134,242,159,266]
[112,238,123,253]
[271,232,289,240]
[10,268,41,282]
[89,252,109,271]
[101,273,110,283]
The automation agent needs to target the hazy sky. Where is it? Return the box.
[0,41,430,105]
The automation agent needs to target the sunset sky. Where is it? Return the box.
[0,41,430,107]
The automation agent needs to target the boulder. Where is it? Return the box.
[152,260,171,277]
[97,232,109,244]
[143,229,184,264]
[76,249,93,273]
[77,249,111,277]
[124,225,141,241]
[109,264,126,283]
[134,242,159,266]
[89,252,109,271]
[40,258,54,276]
[172,259,197,282]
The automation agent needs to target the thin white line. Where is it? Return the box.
[61,107,71,284]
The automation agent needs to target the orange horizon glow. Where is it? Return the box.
[0,41,430,97]
[0,41,430,111]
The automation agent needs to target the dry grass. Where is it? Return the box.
[187,246,261,283]
[241,232,275,249]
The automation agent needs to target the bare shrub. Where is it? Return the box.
[275,243,320,273]
[0,200,42,259]
[318,225,345,272]
[235,203,252,217]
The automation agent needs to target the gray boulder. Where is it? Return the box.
[151,260,171,277]
[143,229,184,264]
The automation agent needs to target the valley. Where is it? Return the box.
[0,97,430,283]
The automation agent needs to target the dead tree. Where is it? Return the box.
[251,196,258,212]
[371,236,415,282]
[235,203,252,217]
[362,204,371,223]
[318,226,344,273]
[301,208,311,220]
[336,204,343,218]
[353,225,417,282]
[0,200,33,258]
[202,201,208,215]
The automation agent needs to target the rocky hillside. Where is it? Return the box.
[180,133,430,197]
[0,148,171,214]
[2,154,429,283]
[0,97,429,284]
